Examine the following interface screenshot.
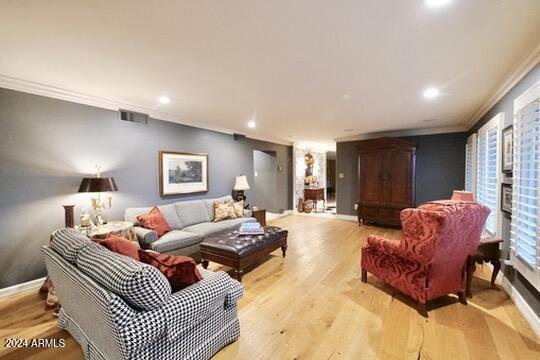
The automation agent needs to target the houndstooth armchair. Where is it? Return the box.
[42,228,243,360]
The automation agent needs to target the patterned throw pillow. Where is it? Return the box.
[213,202,236,222]
[233,201,244,218]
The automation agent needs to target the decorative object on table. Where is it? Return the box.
[62,204,75,228]
[501,183,512,214]
[79,209,93,228]
[297,198,304,212]
[304,187,325,212]
[303,199,314,213]
[502,125,513,174]
[78,165,118,225]
[451,190,475,202]
[233,174,250,206]
[159,151,208,196]
[88,220,136,241]
[252,207,266,226]
[238,222,265,235]
[200,225,288,281]
[466,237,503,298]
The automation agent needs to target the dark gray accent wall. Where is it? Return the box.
[468,64,540,314]
[0,88,293,288]
[336,132,468,216]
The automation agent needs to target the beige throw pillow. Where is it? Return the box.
[213,202,236,222]
[233,201,244,218]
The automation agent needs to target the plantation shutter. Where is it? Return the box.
[477,126,499,235]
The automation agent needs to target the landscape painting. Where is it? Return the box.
[159,151,208,195]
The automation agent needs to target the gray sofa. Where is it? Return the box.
[42,228,243,359]
[124,195,255,257]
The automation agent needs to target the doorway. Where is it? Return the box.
[326,151,336,214]
[253,150,278,213]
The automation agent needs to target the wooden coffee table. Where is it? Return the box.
[200,226,288,282]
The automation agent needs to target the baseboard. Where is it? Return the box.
[267,210,294,221]
[335,214,358,222]
[0,277,46,300]
[500,275,540,338]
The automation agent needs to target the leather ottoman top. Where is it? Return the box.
[200,226,287,258]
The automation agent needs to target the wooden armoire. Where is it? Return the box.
[357,137,416,227]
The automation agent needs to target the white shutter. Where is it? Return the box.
[510,80,540,291]
[476,113,503,236]
[465,134,477,193]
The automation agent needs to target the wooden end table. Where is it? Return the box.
[252,208,266,226]
[466,237,503,298]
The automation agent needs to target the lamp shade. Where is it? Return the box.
[78,177,118,193]
[451,190,475,202]
[233,175,250,191]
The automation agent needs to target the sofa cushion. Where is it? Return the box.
[125,204,182,229]
[50,228,93,263]
[204,195,234,221]
[148,230,203,253]
[76,243,171,310]
[213,202,237,222]
[138,250,202,292]
[137,207,172,237]
[182,222,232,237]
[174,200,211,227]
[219,217,257,229]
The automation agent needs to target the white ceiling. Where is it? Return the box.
[1,0,539,149]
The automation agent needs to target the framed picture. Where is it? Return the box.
[502,125,513,173]
[501,183,512,214]
[159,151,208,196]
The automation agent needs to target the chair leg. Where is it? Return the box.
[418,302,428,318]
[361,269,367,283]
[458,291,467,305]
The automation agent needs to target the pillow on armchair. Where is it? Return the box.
[138,250,202,291]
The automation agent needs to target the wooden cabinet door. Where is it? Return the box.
[384,149,415,208]
[358,150,384,206]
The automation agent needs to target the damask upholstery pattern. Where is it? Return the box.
[361,200,490,304]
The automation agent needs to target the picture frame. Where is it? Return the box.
[502,125,513,174]
[159,151,208,196]
[501,183,512,214]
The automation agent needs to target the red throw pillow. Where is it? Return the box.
[138,250,202,291]
[137,207,171,236]
[97,233,140,260]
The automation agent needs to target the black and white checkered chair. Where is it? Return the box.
[42,228,243,360]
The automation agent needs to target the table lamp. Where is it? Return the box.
[78,166,118,225]
[233,175,250,205]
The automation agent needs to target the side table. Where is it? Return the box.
[251,208,266,227]
[85,220,136,242]
[466,237,503,298]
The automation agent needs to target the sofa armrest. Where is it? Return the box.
[367,235,400,255]
[164,271,242,341]
[133,226,158,247]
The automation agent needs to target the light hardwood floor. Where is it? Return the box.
[1,215,538,359]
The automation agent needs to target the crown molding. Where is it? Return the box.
[464,43,540,130]
[0,74,292,146]
[334,125,466,143]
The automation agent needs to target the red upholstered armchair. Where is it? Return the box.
[361,200,490,316]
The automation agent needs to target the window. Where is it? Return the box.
[476,114,503,236]
[510,80,540,291]
[465,134,477,193]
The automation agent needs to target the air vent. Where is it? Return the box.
[119,109,149,124]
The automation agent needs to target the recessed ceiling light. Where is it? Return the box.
[423,87,439,99]
[343,94,351,100]
[425,0,452,7]
[158,96,170,104]
[344,128,354,132]
[422,118,437,123]
[247,120,256,129]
